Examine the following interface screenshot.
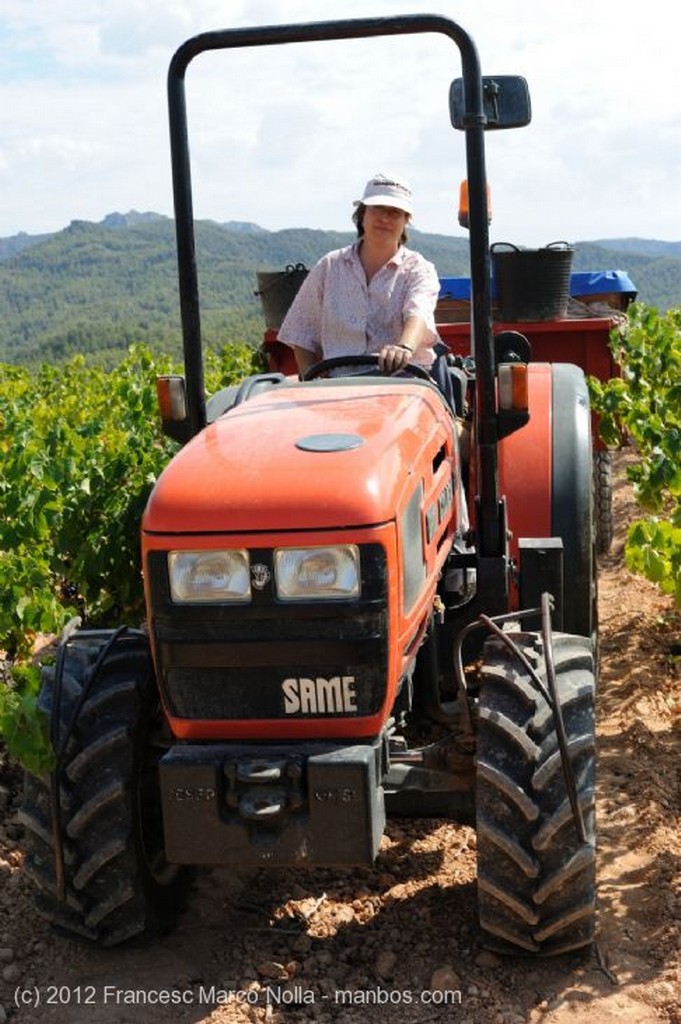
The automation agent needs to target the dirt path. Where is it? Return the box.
[1,452,679,1024]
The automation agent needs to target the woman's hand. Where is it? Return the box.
[379,342,413,374]
[380,314,428,373]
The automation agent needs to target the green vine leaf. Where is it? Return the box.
[589,304,681,604]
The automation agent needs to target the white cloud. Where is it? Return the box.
[0,0,678,243]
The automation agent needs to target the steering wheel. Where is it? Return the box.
[301,353,433,383]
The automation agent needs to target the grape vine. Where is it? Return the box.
[0,341,261,768]
[589,303,681,604]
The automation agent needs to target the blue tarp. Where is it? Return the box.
[439,269,637,300]
[438,277,474,300]
[569,270,637,296]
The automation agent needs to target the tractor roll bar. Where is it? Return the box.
[167,15,500,556]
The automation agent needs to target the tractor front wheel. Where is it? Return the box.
[20,629,192,946]
[476,632,596,956]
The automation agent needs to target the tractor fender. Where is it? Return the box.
[498,363,594,637]
[498,363,552,562]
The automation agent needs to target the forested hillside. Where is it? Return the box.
[0,214,678,366]
[571,242,680,312]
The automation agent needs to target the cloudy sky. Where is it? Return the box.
[1,0,679,245]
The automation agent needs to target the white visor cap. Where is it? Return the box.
[354,173,413,215]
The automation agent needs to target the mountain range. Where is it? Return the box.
[0,212,678,366]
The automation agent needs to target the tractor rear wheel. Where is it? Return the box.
[593,450,614,555]
[20,629,191,946]
[476,631,596,956]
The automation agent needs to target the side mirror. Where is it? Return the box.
[450,75,531,130]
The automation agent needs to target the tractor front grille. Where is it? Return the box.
[146,546,388,721]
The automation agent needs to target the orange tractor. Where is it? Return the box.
[22,15,597,955]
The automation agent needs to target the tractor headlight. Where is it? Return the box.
[168,549,251,603]
[274,545,360,601]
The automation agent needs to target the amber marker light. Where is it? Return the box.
[498,363,529,412]
[156,375,187,422]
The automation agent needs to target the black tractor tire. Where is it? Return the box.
[593,450,614,555]
[476,631,596,956]
[551,365,596,640]
[20,629,192,946]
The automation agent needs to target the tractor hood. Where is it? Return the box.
[143,380,450,534]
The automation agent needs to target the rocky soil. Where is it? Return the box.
[0,452,679,1024]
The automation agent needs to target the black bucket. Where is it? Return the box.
[491,241,574,321]
[255,263,308,329]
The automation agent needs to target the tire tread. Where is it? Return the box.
[476,632,597,955]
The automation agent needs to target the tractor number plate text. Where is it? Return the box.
[171,786,215,802]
